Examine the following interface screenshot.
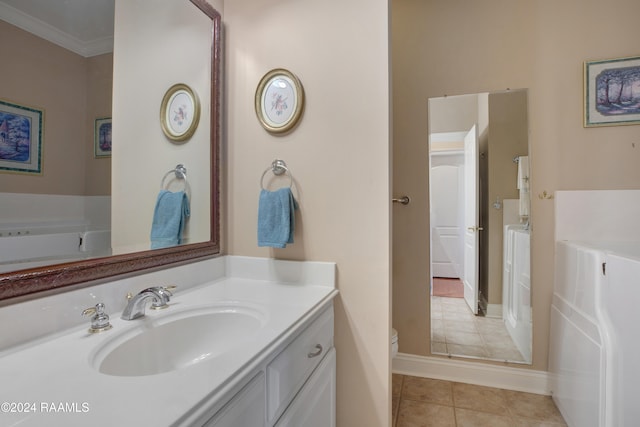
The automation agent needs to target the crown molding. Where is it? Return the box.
[0,2,113,57]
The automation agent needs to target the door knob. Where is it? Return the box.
[467,226,484,232]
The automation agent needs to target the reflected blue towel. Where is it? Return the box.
[257,187,298,248]
[150,190,190,249]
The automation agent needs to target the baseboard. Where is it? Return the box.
[392,352,551,395]
[486,303,502,318]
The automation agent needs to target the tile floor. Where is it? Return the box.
[392,374,567,427]
[431,296,526,362]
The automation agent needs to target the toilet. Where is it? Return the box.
[391,328,399,358]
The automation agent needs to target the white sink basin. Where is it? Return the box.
[91,304,267,377]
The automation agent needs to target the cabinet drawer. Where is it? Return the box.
[266,306,334,423]
[275,348,336,427]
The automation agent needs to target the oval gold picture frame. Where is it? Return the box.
[255,69,305,134]
[160,83,200,142]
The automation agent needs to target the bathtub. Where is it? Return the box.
[550,240,640,427]
[0,222,111,273]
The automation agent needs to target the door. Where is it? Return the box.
[463,125,480,314]
[430,162,463,278]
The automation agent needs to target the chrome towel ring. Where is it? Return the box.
[260,159,293,190]
[160,164,188,190]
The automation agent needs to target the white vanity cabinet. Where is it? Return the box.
[275,348,336,427]
[203,374,266,427]
[201,304,335,427]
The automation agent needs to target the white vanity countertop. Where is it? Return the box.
[0,258,337,427]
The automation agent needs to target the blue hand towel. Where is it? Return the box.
[257,187,298,248]
[150,190,190,249]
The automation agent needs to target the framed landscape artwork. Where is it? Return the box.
[0,99,43,175]
[584,55,640,127]
[94,117,112,158]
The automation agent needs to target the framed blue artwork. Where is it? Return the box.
[584,55,640,127]
[94,117,112,158]
[0,99,43,174]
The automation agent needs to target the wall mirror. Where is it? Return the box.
[0,0,221,301]
[428,89,531,364]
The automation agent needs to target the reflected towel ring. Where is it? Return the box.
[161,164,188,191]
[260,159,293,190]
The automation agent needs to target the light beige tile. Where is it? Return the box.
[441,300,471,314]
[442,310,476,322]
[392,375,566,427]
[402,376,453,406]
[397,400,456,427]
[452,382,510,414]
[474,317,511,336]
[446,343,488,358]
[444,330,484,346]
[504,390,567,424]
[485,345,526,362]
[431,341,447,354]
[431,330,446,343]
[443,319,478,334]
[393,395,400,426]
[512,418,568,427]
[431,319,446,343]
[480,331,518,347]
[455,407,514,427]
[431,318,444,330]
[393,374,404,398]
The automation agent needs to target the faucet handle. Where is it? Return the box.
[161,285,176,295]
[81,303,113,333]
[150,285,177,310]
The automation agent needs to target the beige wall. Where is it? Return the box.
[487,91,528,305]
[85,54,113,196]
[392,0,640,371]
[0,21,111,196]
[223,0,391,425]
[111,0,214,253]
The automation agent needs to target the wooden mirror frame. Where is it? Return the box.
[0,0,221,302]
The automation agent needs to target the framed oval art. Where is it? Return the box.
[255,69,305,134]
[160,83,201,142]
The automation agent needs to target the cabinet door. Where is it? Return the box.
[204,372,265,427]
[275,348,336,427]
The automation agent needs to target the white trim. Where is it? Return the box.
[392,353,551,395]
[0,2,113,57]
[485,303,502,318]
[430,131,468,143]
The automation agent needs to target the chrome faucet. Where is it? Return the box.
[121,285,176,320]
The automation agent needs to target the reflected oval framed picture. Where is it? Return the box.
[160,83,200,142]
[255,69,305,134]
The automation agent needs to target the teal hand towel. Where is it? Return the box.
[257,187,298,248]
[150,190,190,249]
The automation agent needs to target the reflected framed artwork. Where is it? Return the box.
[0,99,43,175]
[160,83,200,142]
[94,117,112,158]
[584,55,640,127]
[255,69,305,134]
